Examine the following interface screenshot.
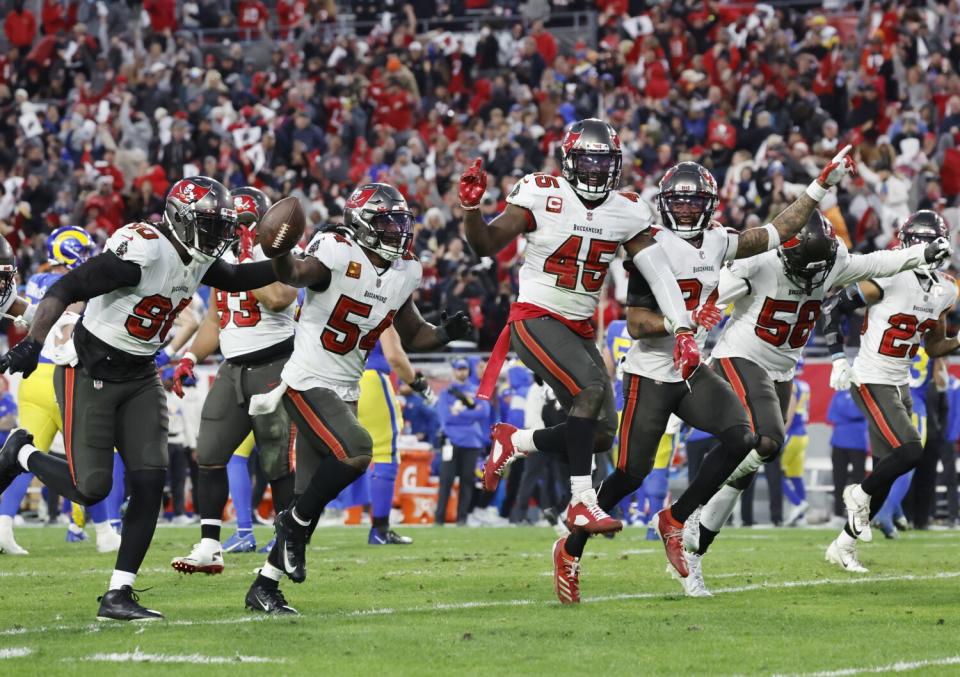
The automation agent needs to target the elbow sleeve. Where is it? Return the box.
[632,246,691,332]
[822,285,866,355]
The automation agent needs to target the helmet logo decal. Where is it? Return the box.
[233,195,256,215]
[345,186,377,210]
[170,180,210,204]
[782,235,802,249]
[561,130,582,154]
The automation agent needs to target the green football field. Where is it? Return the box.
[0,525,958,676]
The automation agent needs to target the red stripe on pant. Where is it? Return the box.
[858,385,901,448]
[617,376,640,472]
[513,321,582,397]
[718,358,754,433]
[286,390,347,461]
[64,367,77,485]
[287,423,297,471]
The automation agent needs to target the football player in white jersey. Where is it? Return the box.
[242,183,471,615]
[674,209,949,593]
[824,210,958,571]
[557,151,857,602]
[0,176,281,621]
[170,187,299,575]
[462,118,699,543]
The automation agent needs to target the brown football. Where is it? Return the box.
[258,196,305,258]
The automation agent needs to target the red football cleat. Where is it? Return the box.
[483,423,521,491]
[552,537,580,604]
[654,507,689,578]
[564,491,623,535]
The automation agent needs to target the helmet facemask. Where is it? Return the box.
[0,263,14,309]
[564,149,622,200]
[357,211,413,262]
[900,227,941,271]
[779,249,832,294]
[658,192,716,239]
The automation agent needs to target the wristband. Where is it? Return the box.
[805,181,828,202]
[183,351,198,365]
[460,202,480,211]
[763,223,780,251]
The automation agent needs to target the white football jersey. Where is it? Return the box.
[853,269,957,386]
[622,225,737,382]
[282,232,422,401]
[508,174,653,320]
[714,243,929,381]
[83,223,215,356]
[216,244,296,360]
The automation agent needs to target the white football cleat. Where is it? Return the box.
[668,551,712,597]
[0,522,27,555]
[96,528,122,553]
[170,542,225,575]
[843,485,872,542]
[683,506,701,553]
[786,499,809,527]
[825,537,868,573]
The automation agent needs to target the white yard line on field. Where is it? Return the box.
[75,648,282,664]
[3,571,959,636]
[777,654,960,676]
[0,647,31,659]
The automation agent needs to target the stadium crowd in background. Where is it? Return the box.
[0,1,959,349]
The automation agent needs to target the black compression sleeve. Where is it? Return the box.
[46,252,142,304]
[821,284,867,356]
[201,259,277,292]
[625,269,659,310]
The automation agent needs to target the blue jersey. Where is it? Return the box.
[827,390,868,451]
[908,348,932,418]
[0,392,17,445]
[606,320,632,411]
[365,341,390,374]
[26,272,64,365]
[787,380,810,436]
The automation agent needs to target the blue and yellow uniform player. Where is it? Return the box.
[781,369,810,526]
[873,347,932,538]
[358,326,435,544]
[8,227,123,551]
[604,319,675,537]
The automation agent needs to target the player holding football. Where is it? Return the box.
[676,208,948,593]
[824,210,957,571]
[464,118,697,539]
[242,182,471,614]
[0,176,280,621]
[170,187,300,575]
[556,151,857,603]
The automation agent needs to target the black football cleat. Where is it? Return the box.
[96,586,164,621]
[368,527,413,545]
[245,579,298,615]
[274,510,308,583]
[0,428,32,495]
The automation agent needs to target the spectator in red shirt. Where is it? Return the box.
[5,1,37,55]
[40,0,71,36]
[83,176,126,235]
[143,0,176,33]
[276,0,306,39]
[238,0,269,40]
[530,20,556,65]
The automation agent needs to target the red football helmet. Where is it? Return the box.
[343,183,413,261]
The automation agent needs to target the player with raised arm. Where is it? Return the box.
[0,176,280,621]
[242,183,470,615]
[170,187,300,575]
[558,152,856,602]
[675,208,948,593]
[823,210,957,572]
[461,118,698,545]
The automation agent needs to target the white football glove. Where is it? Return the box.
[829,356,853,391]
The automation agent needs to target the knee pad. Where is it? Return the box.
[719,425,757,457]
[343,454,371,472]
[76,471,112,505]
[570,382,606,419]
[756,435,783,461]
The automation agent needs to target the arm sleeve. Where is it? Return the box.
[821,284,867,356]
[830,245,926,288]
[632,243,691,330]
[715,264,751,306]
[625,268,658,310]
[201,259,277,292]
[46,252,142,305]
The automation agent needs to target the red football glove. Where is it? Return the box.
[691,302,722,331]
[458,158,487,210]
[817,144,857,188]
[673,331,701,381]
[238,225,256,262]
[172,353,196,399]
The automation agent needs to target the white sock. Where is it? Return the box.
[0,514,11,528]
[109,569,136,591]
[291,508,310,527]
[200,537,221,553]
[700,484,742,532]
[511,428,537,453]
[260,562,283,582]
[17,444,37,471]
[851,484,870,503]
[94,521,113,536]
[570,475,592,499]
[726,449,763,483]
[837,530,857,548]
